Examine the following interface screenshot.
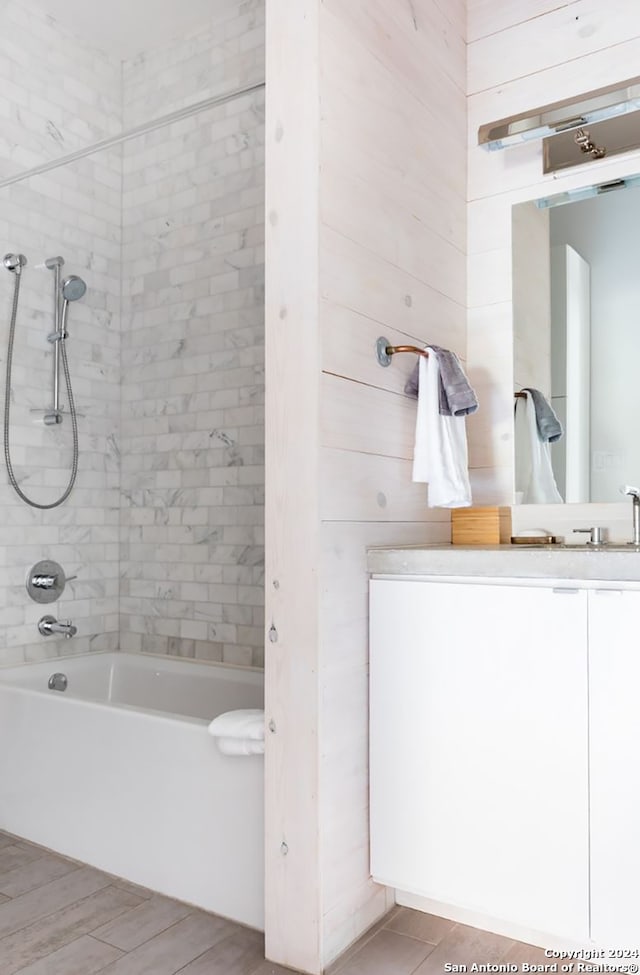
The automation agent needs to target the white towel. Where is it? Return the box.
[514,394,563,503]
[208,708,264,740]
[412,350,472,508]
[215,737,265,756]
[208,708,265,756]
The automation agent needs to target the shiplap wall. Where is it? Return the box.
[318,0,466,964]
[466,0,640,517]
[265,0,466,971]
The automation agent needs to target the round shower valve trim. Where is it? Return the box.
[26,560,66,603]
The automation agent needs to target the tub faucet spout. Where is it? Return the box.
[38,615,77,638]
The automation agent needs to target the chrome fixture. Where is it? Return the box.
[38,615,77,638]
[61,275,87,302]
[535,174,640,210]
[574,127,607,160]
[622,485,640,546]
[32,574,56,588]
[479,75,640,151]
[542,112,640,174]
[3,252,85,507]
[573,527,606,547]
[26,559,71,603]
[48,672,68,691]
[3,253,27,273]
[45,266,86,427]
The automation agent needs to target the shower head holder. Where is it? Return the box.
[3,253,27,273]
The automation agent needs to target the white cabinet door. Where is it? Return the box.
[589,588,640,947]
[370,579,589,940]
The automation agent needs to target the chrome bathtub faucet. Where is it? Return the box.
[37,615,77,638]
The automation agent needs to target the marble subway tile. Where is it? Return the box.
[121,36,264,665]
[0,0,264,672]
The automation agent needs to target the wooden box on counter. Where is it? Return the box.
[451,506,512,546]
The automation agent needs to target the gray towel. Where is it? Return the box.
[520,388,563,443]
[405,346,479,417]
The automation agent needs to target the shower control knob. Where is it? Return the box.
[26,560,66,603]
[32,574,57,589]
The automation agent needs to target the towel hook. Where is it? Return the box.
[376,336,429,368]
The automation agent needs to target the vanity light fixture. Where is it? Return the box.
[478,75,640,151]
[542,111,640,174]
[535,171,640,209]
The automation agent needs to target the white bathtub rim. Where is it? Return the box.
[0,680,214,727]
[0,648,264,676]
[0,651,265,730]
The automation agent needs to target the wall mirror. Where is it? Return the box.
[512,175,640,504]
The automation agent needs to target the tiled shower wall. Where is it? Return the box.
[0,0,265,668]
[118,1,266,667]
[0,1,121,181]
[0,2,122,664]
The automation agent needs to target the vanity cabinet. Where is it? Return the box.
[370,578,590,941]
[371,577,640,945]
[589,588,640,946]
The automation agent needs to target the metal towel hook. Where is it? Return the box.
[376,336,429,367]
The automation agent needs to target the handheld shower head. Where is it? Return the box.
[61,275,86,302]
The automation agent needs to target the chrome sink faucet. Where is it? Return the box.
[573,526,605,546]
[623,485,640,546]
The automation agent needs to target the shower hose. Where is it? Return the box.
[3,269,79,508]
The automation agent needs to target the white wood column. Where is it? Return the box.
[265,1,467,970]
[264,0,322,971]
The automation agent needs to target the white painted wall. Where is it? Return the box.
[512,203,551,395]
[550,190,640,501]
[467,0,640,538]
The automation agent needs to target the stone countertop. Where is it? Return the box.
[367,543,640,582]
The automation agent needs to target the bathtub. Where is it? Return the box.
[0,652,265,929]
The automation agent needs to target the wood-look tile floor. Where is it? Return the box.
[0,830,547,974]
